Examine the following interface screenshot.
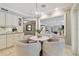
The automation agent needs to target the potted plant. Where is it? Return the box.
[36,28,43,38]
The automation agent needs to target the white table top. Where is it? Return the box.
[30,36,49,41]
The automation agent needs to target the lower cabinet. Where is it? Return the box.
[6,34,14,47]
[0,33,24,49]
[0,35,6,49]
[7,33,24,47]
[13,33,24,41]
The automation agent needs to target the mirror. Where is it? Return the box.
[23,20,36,35]
[26,24,32,31]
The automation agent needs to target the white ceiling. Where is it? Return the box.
[0,3,73,18]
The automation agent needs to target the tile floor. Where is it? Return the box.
[64,45,73,56]
[0,45,73,56]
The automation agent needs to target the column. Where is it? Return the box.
[71,4,79,55]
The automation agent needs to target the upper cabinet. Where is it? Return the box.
[6,13,19,27]
[6,13,13,26]
[13,15,18,27]
[0,11,23,28]
[0,12,6,26]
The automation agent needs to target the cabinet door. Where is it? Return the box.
[0,35,6,49]
[18,33,24,40]
[6,13,18,27]
[13,15,18,27]
[6,13,13,26]
[6,34,14,47]
[13,33,24,41]
[0,12,5,26]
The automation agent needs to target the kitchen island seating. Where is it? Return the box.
[15,40,41,56]
[43,38,65,56]
[15,35,65,56]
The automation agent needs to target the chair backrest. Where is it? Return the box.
[43,38,65,56]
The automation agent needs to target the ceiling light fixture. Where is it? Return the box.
[35,11,39,15]
[54,8,59,10]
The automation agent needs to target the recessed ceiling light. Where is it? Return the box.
[55,8,59,10]
[35,11,39,15]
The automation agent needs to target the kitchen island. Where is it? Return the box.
[0,32,24,50]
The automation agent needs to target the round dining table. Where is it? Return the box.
[30,36,49,41]
[30,36,49,56]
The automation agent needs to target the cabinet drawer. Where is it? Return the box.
[0,35,6,49]
[13,33,24,40]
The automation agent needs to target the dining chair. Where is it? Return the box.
[43,38,65,56]
[15,40,41,56]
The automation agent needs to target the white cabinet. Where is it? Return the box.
[6,13,13,26]
[13,33,24,41]
[6,13,18,27]
[0,11,24,49]
[0,35,6,49]
[0,11,20,27]
[0,33,24,49]
[0,12,5,26]
[6,34,14,47]
[13,15,18,27]
[7,33,24,47]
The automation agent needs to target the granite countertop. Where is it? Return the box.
[0,32,24,35]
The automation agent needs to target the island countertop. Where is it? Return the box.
[0,32,24,35]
